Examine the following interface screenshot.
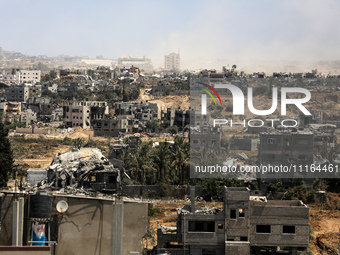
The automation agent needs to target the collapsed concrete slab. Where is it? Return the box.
[31,148,121,195]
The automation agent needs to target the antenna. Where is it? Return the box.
[56,200,68,213]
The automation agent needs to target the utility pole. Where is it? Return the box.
[111,196,124,255]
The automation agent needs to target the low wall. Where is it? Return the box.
[15,127,74,135]
[122,185,203,199]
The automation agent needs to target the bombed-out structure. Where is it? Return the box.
[28,148,121,195]
[156,187,309,255]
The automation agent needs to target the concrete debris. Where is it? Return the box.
[178,206,221,215]
[30,148,121,195]
[238,153,249,160]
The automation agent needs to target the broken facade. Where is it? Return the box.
[30,148,121,195]
[156,187,309,255]
[190,126,221,150]
[63,100,109,129]
[164,108,209,131]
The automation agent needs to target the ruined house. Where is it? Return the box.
[164,109,209,131]
[155,187,309,255]
[62,100,109,129]
[30,148,121,195]
[93,117,128,137]
[190,126,221,150]
[258,131,314,179]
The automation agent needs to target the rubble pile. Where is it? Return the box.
[31,148,121,194]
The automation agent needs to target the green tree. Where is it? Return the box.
[49,70,57,79]
[171,136,190,185]
[0,122,13,187]
[152,142,170,182]
[87,69,95,79]
[124,142,154,185]
[73,137,85,149]
[168,125,178,135]
[146,120,159,133]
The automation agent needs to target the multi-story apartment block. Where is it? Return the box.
[27,84,42,102]
[190,126,221,150]
[156,187,309,255]
[164,109,209,130]
[19,70,41,83]
[114,102,158,121]
[1,69,41,84]
[1,71,20,84]
[0,102,21,115]
[92,117,128,137]
[5,85,29,102]
[63,101,109,129]
[164,52,180,71]
[134,108,158,123]
[5,84,41,103]
[258,132,314,169]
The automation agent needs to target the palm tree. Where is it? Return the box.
[152,142,170,182]
[171,136,190,185]
[124,142,153,185]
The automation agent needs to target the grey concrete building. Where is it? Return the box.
[93,117,128,137]
[156,187,309,255]
[230,138,259,151]
[114,101,158,118]
[5,85,29,102]
[190,126,221,150]
[164,109,209,131]
[258,132,314,178]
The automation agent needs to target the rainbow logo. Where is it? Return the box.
[198,82,222,106]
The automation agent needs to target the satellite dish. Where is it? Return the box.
[56,200,68,213]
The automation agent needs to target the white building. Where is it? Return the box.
[1,70,41,84]
[63,101,109,129]
[20,70,41,83]
[1,70,20,84]
[164,52,180,71]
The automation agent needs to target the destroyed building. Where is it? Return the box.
[114,101,158,120]
[93,117,128,137]
[258,127,337,171]
[230,137,259,151]
[164,108,209,131]
[258,131,314,176]
[62,100,109,129]
[308,124,337,151]
[190,126,221,150]
[155,187,309,255]
[30,148,121,195]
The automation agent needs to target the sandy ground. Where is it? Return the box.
[309,193,340,254]
[137,88,190,118]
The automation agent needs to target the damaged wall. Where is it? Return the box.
[54,196,148,255]
[0,193,148,255]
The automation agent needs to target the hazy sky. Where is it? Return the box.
[1,0,340,70]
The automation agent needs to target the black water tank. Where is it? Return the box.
[29,192,53,219]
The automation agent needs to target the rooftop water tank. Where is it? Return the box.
[29,192,53,219]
